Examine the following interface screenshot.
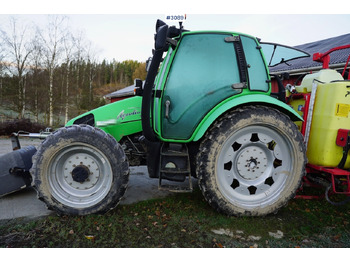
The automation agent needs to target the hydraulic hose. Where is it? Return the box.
[325,184,350,206]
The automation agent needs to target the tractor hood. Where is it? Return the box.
[66,96,143,142]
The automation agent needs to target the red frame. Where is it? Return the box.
[288,93,311,136]
[312,44,350,79]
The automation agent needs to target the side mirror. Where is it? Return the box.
[155,24,168,50]
[134,78,143,88]
[134,78,143,96]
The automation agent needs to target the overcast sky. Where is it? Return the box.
[1,1,349,62]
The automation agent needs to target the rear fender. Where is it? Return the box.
[192,94,303,142]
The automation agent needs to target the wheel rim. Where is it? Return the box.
[217,125,295,209]
[48,143,113,209]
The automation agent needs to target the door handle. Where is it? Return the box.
[165,100,171,118]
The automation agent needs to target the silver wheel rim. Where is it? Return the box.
[217,125,294,209]
[48,143,113,209]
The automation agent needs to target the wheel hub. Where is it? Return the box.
[62,153,100,190]
[236,146,268,180]
[72,165,90,183]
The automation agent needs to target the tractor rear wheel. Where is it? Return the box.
[31,125,129,215]
[197,106,306,216]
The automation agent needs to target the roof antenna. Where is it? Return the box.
[179,21,183,34]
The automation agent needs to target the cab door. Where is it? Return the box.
[160,33,242,140]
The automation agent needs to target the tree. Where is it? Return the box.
[132,62,147,80]
[37,15,67,126]
[0,17,33,118]
[72,30,87,110]
[0,15,148,126]
[62,31,75,124]
[28,32,44,122]
[0,43,4,104]
[85,41,98,105]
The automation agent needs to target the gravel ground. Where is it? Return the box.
[0,137,43,156]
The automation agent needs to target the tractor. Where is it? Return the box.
[2,19,347,217]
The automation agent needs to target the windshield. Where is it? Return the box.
[260,42,310,67]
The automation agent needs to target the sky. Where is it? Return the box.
[1,1,349,63]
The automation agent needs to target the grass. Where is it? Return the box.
[0,188,349,248]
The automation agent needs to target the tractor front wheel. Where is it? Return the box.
[197,106,306,216]
[31,125,129,215]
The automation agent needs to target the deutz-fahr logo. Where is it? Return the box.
[116,108,141,122]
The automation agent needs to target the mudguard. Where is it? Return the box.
[192,94,303,142]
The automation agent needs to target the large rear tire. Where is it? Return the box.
[31,125,129,215]
[197,106,306,216]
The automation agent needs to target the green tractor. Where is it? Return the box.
[30,20,309,216]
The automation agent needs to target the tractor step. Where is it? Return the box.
[158,143,193,192]
[158,180,193,193]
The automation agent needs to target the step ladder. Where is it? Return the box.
[158,143,193,193]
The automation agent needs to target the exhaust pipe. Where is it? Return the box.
[0,146,37,197]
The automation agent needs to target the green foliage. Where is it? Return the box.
[0,58,146,127]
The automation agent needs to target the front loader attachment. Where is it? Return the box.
[0,130,50,197]
[0,146,37,197]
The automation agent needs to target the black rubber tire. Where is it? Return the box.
[31,125,129,215]
[196,106,306,216]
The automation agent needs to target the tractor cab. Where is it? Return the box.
[141,20,308,144]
